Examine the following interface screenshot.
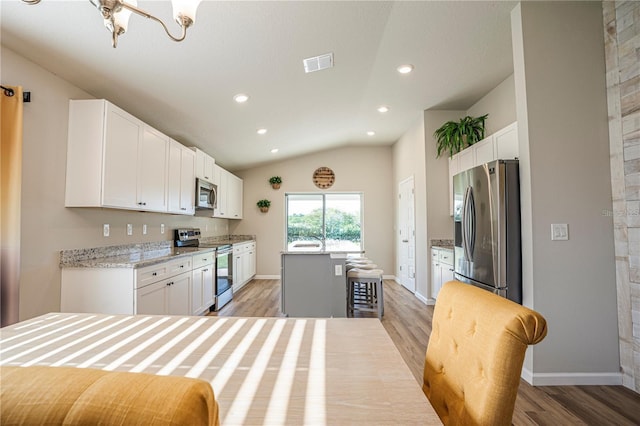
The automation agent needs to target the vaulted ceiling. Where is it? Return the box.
[1,1,516,170]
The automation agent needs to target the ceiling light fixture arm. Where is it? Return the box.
[119,1,191,43]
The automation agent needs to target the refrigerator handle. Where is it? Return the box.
[462,186,471,261]
[468,186,476,258]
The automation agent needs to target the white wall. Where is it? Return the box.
[467,74,516,135]
[232,146,394,278]
[2,47,229,321]
[512,2,619,382]
[392,117,427,298]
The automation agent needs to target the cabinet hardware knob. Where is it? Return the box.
[203,269,208,272]
[180,265,184,268]
[181,208,186,211]
[152,272,157,276]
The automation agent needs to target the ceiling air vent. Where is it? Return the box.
[303,53,334,73]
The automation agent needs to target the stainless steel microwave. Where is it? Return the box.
[196,178,217,210]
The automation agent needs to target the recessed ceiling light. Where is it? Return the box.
[367,131,376,136]
[233,94,249,103]
[377,106,389,113]
[270,148,279,154]
[257,128,268,135]
[397,64,414,74]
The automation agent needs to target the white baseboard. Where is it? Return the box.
[521,368,623,386]
[383,274,394,280]
[415,292,429,305]
[254,275,280,280]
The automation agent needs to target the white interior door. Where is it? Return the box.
[398,177,416,292]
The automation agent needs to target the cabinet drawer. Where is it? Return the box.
[438,250,453,266]
[167,257,192,277]
[192,250,214,269]
[233,241,255,254]
[136,256,192,289]
[136,263,172,289]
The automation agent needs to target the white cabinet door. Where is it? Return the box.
[473,136,495,166]
[448,156,459,216]
[248,245,256,278]
[227,173,243,219]
[202,266,214,309]
[193,148,215,183]
[168,140,195,215]
[138,126,169,212]
[458,148,475,172]
[167,273,191,316]
[136,281,167,315]
[192,265,214,315]
[234,253,244,288]
[431,249,441,300]
[102,104,141,209]
[214,165,228,218]
[494,122,518,160]
[180,147,196,214]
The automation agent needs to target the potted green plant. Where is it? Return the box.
[434,114,488,158]
[257,199,271,212]
[269,176,282,189]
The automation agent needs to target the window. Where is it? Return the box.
[286,193,363,252]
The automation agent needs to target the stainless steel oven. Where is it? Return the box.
[215,245,233,310]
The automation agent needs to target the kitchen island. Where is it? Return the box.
[281,251,357,317]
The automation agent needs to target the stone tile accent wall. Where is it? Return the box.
[603,1,640,392]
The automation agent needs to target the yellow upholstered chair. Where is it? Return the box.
[423,280,547,426]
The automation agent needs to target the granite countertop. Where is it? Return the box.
[430,239,454,250]
[59,234,256,269]
[61,246,215,269]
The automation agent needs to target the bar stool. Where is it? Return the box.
[347,268,384,319]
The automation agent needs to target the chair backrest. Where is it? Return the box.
[423,280,547,426]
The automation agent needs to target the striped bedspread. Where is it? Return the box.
[0,313,439,425]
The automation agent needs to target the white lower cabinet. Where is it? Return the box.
[431,247,454,301]
[191,251,215,315]
[62,254,210,316]
[233,241,256,292]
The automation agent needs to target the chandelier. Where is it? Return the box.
[21,0,202,48]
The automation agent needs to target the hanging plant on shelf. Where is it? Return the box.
[434,114,488,158]
[257,199,271,213]
[269,176,282,189]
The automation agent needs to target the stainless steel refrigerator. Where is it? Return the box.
[453,159,522,304]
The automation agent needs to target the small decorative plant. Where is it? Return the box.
[269,176,282,189]
[434,114,488,158]
[257,199,271,212]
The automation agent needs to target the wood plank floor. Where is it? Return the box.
[211,278,640,425]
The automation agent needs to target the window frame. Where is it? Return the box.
[284,192,364,252]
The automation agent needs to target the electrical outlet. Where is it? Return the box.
[143,224,147,235]
[127,224,133,236]
[103,224,110,237]
[335,265,342,276]
[160,224,165,234]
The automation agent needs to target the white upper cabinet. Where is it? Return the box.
[101,104,141,209]
[473,136,495,166]
[66,99,195,215]
[168,139,195,215]
[138,125,169,212]
[192,147,215,183]
[213,164,227,218]
[227,172,243,219]
[212,164,243,219]
[494,122,518,160]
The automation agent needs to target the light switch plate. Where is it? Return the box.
[103,224,110,237]
[551,223,568,241]
[335,265,342,276]
[142,224,147,235]
[127,224,133,236]
[160,224,165,234]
